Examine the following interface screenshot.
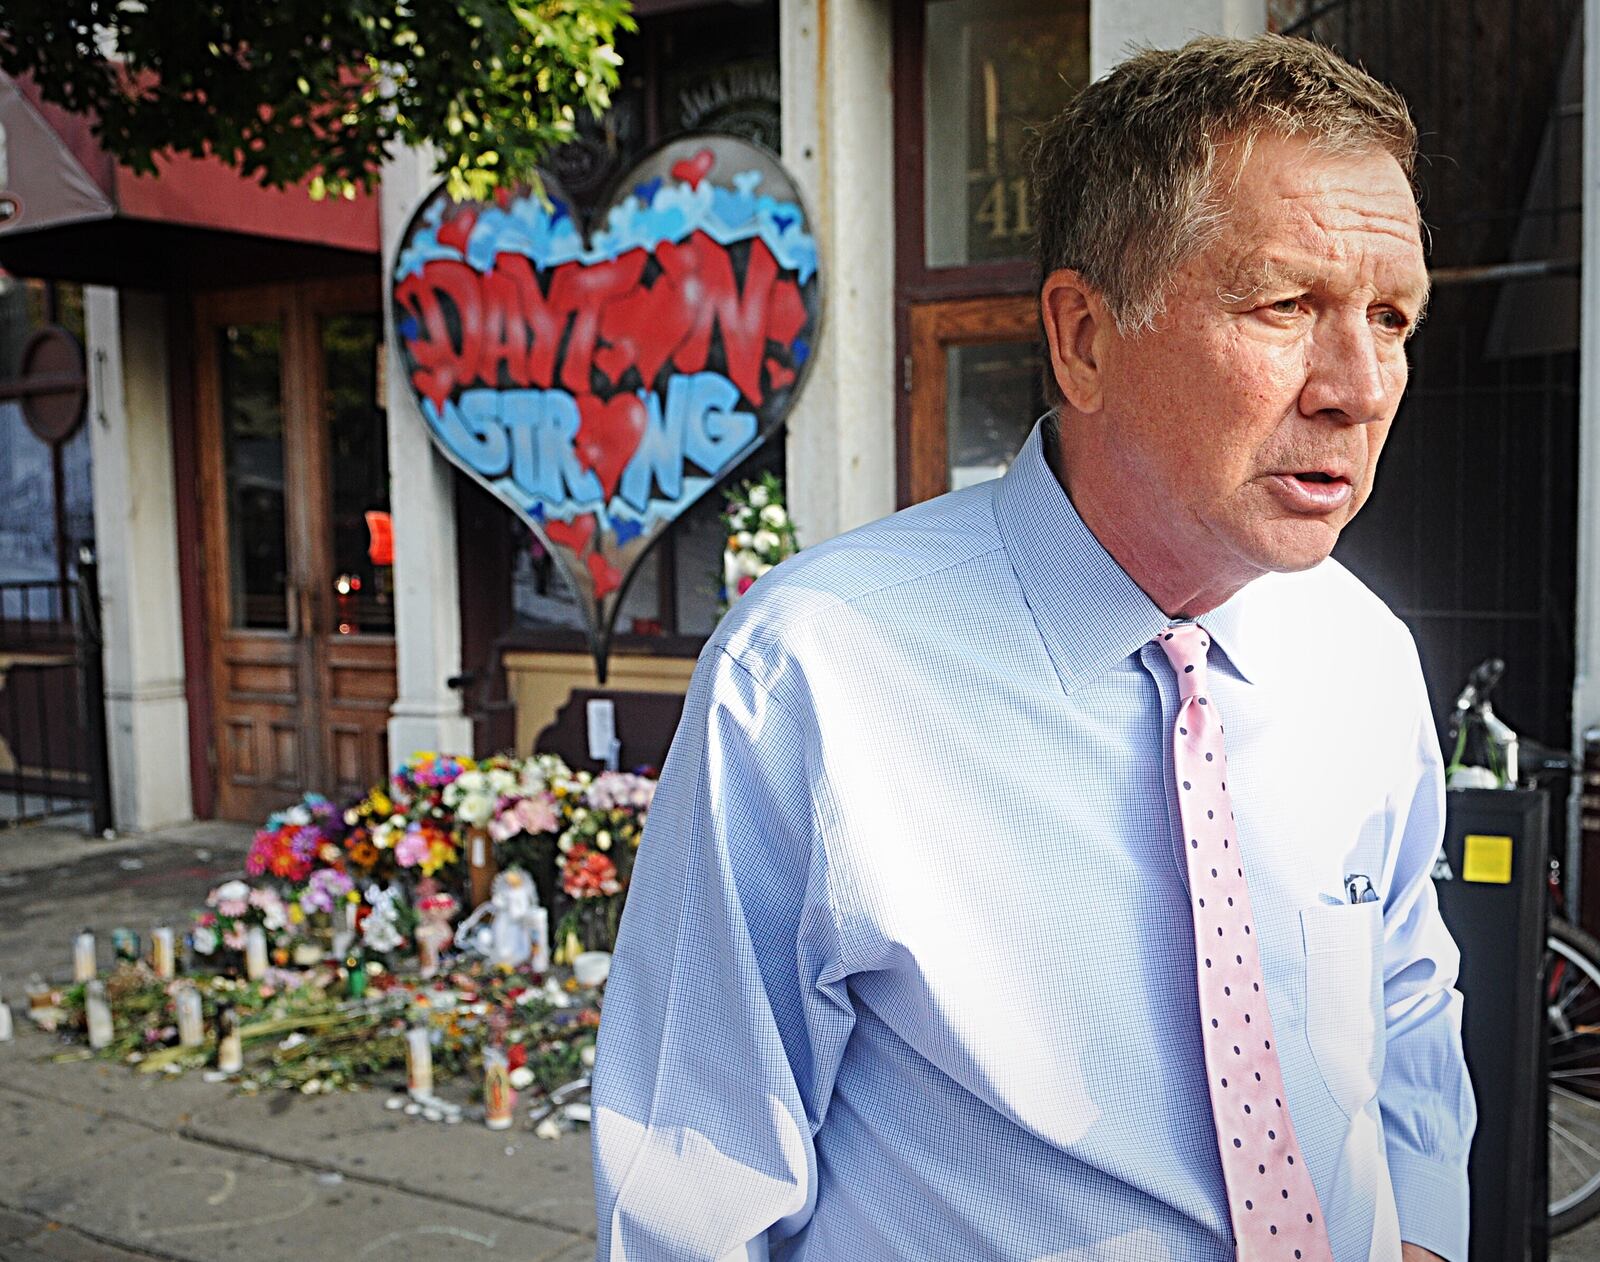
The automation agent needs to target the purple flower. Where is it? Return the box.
[300,868,355,915]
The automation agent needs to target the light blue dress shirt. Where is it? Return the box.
[592,421,1475,1262]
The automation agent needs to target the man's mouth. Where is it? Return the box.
[1268,470,1354,512]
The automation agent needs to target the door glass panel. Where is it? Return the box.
[219,323,287,630]
[946,340,1045,489]
[322,314,394,636]
[923,0,1089,268]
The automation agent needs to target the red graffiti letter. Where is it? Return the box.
[395,260,485,411]
[657,231,778,406]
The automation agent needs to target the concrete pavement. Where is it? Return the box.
[0,821,598,1262]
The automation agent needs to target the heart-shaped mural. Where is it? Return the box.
[391,135,822,678]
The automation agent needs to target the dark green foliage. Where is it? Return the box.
[0,0,633,199]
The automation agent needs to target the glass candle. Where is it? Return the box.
[151,927,176,980]
[176,985,204,1048]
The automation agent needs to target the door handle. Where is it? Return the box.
[285,581,300,638]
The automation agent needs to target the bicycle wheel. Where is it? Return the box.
[1548,916,1600,1235]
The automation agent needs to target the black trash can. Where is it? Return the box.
[1435,787,1549,1261]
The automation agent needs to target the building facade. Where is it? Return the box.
[0,0,1594,889]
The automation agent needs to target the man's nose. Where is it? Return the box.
[1299,311,1397,425]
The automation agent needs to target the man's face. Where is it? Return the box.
[1087,133,1429,599]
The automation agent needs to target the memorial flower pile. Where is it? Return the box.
[719,471,799,610]
[48,747,654,1131]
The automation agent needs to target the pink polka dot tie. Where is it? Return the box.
[1157,625,1332,1262]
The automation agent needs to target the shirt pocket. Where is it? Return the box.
[1299,902,1386,1120]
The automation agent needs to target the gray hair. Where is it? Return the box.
[1031,33,1418,341]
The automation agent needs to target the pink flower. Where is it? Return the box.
[395,826,431,868]
[737,575,755,594]
[223,925,249,952]
[514,794,559,834]
[217,899,248,918]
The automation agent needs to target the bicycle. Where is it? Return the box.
[1446,657,1600,1235]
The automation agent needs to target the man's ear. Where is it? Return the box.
[1041,269,1108,414]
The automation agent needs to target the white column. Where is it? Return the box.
[779,0,897,543]
[382,144,475,758]
[1569,0,1600,911]
[1092,0,1266,79]
[84,287,192,831]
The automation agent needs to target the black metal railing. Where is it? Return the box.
[0,557,111,831]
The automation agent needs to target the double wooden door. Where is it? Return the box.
[195,279,397,821]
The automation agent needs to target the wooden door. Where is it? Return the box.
[905,295,1045,505]
[195,279,396,820]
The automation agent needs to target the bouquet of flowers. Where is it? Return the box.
[443,756,520,829]
[192,880,294,961]
[488,753,569,878]
[246,794,346,887]
[554,770,658,953]
[719,472,799,611]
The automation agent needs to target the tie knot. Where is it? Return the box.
[1156,623,1211,696]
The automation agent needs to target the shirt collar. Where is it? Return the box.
[994,420,1274,690]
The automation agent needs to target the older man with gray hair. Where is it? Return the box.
[593,34,1473,1262]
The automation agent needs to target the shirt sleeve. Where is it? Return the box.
[1377,665,1478,1262]
[591,646,856,1261]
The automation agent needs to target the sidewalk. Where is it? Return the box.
[0,821,598,1262]
[5,820,1598,1261]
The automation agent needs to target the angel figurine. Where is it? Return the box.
[453,868,549,973]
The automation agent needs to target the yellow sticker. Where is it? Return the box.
[1462,833,1514,884]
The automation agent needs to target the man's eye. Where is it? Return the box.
[1267,297,1301,315]
[1374,308,1409,332]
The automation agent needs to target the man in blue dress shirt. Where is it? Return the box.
[593,34,1472,1262]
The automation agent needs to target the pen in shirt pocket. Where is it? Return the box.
[1344,873,1379,905]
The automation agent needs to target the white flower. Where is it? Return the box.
[191,926,218,955]
[534,1117,562,1141]
[759,504,787,527]
[456,792,495,826]
[755,563,773,578]
[734,530,753,549]
[596,830,612,852]
[557,832,575,853]
[752,529,781,554]
[286,806,311,826]
[747,484,770,508]
[509,1066,535,1090]
[728,507,753,531]
[213,880,250,904]
[487,768,517,796]
[580,1044,597,1069]
[738,551,763,577]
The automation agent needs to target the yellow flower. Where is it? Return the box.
[288,903,305,925]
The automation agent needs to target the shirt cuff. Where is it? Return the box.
[1389,1147,1470,1262]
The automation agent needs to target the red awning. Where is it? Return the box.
[0,72,379,287]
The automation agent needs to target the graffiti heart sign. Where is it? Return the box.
[391,135,821,677]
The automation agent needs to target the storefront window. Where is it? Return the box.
[923,0,1089,268]
[0,278,92,607]
[219,322,288,631]
[323,313,393,636]
[946,341,1045,489]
